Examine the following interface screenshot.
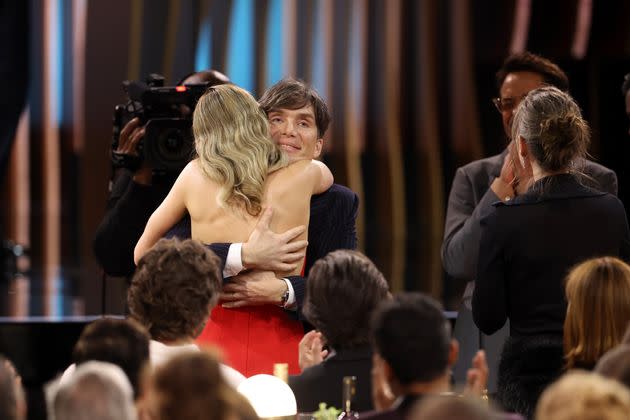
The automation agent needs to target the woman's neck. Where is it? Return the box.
[531,161,568,182]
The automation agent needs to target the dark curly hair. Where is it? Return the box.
[302,250,389,350]
[128,238,222,342]
[496,52,569,92]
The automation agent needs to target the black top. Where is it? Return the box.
[473,174,630,338]
[289,346,373,413]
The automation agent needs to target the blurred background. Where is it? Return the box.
[1,0,630,316]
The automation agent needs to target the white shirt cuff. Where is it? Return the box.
[283,278,296,309]
[223,243,244,278]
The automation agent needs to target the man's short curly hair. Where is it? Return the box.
[302,250,389,350]
[128,239,222,342]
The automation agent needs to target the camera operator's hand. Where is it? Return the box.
[117,117,152,185]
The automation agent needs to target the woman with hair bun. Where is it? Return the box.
[472,86,630,417]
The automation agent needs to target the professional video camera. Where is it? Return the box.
[112,73,210,173]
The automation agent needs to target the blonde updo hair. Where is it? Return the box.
[564,257,630,369]
[193,84,288,216]
[511,86,590,172]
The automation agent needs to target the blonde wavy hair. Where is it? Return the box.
[564,257,630,369]
[193,84,287,216]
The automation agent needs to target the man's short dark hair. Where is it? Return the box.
[259,78,331,138]
[128,238,222,342]
[302,250,389,350]
[622,73,630,96]
[176,69,231,86]
[72,318,150,398]
[496,52,570,92]
[371,293,451,385]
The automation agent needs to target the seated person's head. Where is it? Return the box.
[410,395,490,420]
[302,250,389,351]
[144,350,257,420]
[129,238,222,343]
[0,356,25,420]
[52,361,136,420]
[370,293,456,394]
[73,318,150,398]
[193,84,287,216]
[536,371,630,420]
[564,257,630,369]
[595,344,630,389]
[511,86,589,174]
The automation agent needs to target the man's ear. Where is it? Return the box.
[381,358,396,386]
[448,339,459,368]
[312,138,323,159]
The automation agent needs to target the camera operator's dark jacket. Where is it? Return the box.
[93,170,172,277]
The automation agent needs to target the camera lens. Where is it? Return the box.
[144,119,194,172]
[157,128,190,161]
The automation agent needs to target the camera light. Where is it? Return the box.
[175,86,187,92]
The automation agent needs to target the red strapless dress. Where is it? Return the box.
[196,299,304,376]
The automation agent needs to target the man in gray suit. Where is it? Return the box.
[442,52,618,389]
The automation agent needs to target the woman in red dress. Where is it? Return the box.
[135,84,332,376]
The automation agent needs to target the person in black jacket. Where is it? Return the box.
[472,86,630,418]
[362,293,488,420]
[289,250,389,412]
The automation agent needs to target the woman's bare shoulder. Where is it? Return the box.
[275,159,316,174]
[182,159,211,180]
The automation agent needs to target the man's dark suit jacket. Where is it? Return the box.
[473,173,630,337]
[167,183,359,309]
[289,346,373,413]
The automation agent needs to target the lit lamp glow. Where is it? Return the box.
[237,374,297,419]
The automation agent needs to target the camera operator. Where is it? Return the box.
[93,69,230,278]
